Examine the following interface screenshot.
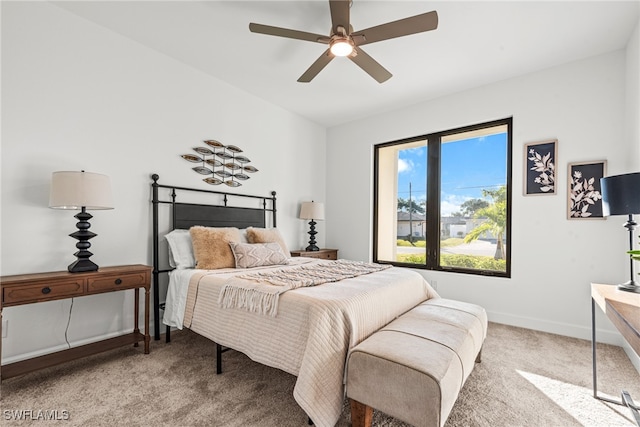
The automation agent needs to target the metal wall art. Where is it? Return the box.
[180,140,258,187]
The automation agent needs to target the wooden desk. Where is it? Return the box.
[591,283,640,424]
[1,264,151,380]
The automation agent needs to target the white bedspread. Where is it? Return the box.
[163,258,314,329]
[163,259,438,427]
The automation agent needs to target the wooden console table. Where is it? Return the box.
[1,264,151,380]
[591,283,640,425]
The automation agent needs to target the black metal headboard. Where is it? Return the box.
[151,173,276,340]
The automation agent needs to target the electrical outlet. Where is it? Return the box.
[431,280,438,290]
[2,320,7,338]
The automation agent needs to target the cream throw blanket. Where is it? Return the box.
[218,259,391,316]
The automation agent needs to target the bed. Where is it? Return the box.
[150,174,439,427]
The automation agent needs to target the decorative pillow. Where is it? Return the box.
[245,227,290,257]
[189,226,242,269]
[239,228,249,243]
[164,229,195,269]
[229,242,289,269]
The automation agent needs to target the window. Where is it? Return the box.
[373,118,512,277]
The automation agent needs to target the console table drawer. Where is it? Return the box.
[290,249,338,260]
[88,272,147,293]
[3,280,84,305]
[312,251,338,260]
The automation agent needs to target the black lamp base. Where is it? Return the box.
[617,280,640,294]
[618,215,640,293]
[68,258,99,273]
[68,207,99,273]
[305,219,320,252]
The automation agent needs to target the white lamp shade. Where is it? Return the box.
[299,201,325,220]
[49,171,114,210]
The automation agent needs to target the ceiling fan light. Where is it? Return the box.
[330,39,354,57]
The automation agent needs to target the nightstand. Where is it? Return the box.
[0,264,151,380]
[290,249,338,260]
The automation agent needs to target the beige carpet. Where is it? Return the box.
[2,322,639,426]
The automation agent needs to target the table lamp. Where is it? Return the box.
[600,172,640,293]
[299,201,325,252]
[49,171,114,273]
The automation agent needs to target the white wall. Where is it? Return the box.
[623,20,640,371]
[326,49,635,346]
[626,21,640,169]
[0,2,326,363]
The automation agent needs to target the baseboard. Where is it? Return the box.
[1,329,144,365]
[486,310,625,346]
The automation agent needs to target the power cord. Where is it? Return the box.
[64,298,74,349]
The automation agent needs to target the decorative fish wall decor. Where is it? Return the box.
[180,140,259,187]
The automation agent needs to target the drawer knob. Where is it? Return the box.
[115,278,123,285]
[41,287,51,294]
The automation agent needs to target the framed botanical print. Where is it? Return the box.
[567,160,607,219]
[524,139,557,195]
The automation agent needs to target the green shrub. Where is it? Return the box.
[397,253,426,263]
[397,239,427,247]
[441,254,506,271]
[395,253,506,272]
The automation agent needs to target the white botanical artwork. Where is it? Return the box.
[567,161,606,219]
[524,140,557,195]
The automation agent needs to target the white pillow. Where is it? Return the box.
[165,229,195,269]
[240,228,249,243]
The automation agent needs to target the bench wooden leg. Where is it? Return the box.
[350,399,373,427]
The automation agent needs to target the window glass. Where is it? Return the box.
[373,118,511,277]
[440,125,508,273]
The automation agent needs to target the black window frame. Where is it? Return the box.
[373,117,513,278]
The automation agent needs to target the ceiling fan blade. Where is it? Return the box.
[329,0,350,34]
[351,10,438,46]
[349,47,392,83]
[298,49,334,83]
[249,23,329,44]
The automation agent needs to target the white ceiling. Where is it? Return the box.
[52,1,639,127]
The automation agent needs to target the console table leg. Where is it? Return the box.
[134,287,140,348]
[144,286,150,354]
[592,297,597,398]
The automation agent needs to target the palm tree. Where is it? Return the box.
[463,186,507,260]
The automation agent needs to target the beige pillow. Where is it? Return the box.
[229,242,289,268]
[189,226,242,269]
[245,227,290,257]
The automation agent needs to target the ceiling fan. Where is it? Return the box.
[249,0,438,83]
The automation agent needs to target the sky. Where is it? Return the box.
[398,133,508,216]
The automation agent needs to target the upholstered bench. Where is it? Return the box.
[346,298,487,427]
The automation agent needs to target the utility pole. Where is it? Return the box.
[409,182,413,244]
